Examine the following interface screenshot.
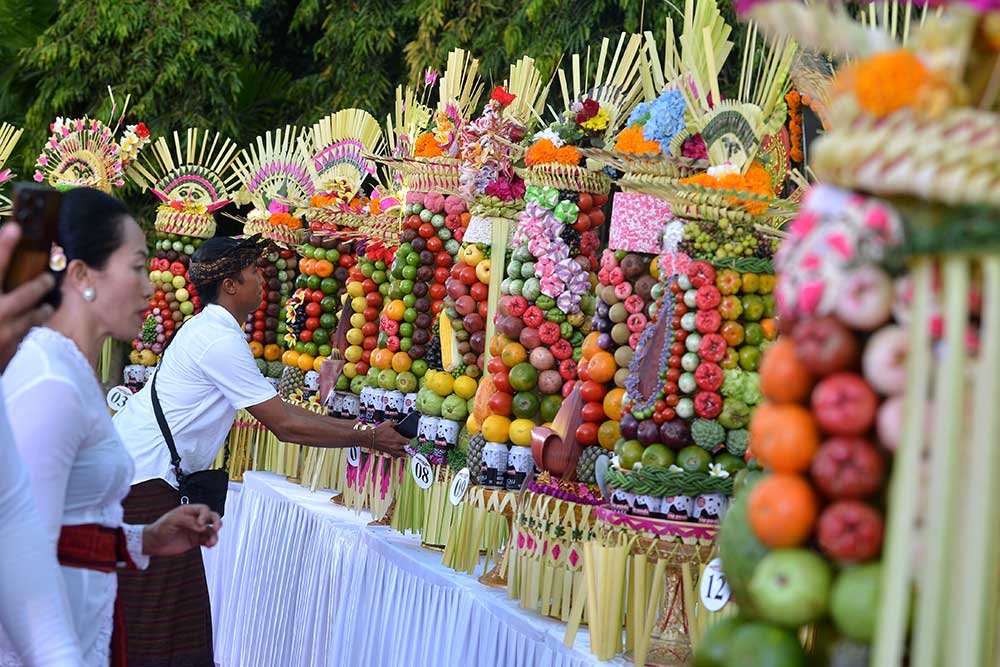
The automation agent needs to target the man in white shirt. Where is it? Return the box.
[113,235,406,666]
[0,220,84,667]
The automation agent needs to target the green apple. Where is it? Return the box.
[750,549,832,628]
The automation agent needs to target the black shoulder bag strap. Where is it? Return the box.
[150,370,185,486]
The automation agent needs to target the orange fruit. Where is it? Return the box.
[263,344,282,362]
[598,420,621,449]
[759,338,813,403]
[297,353,315,372]
[298,257,309,273]
[581,331,602,360]
[314,260,334,278]
[313,356,325,372]
[372,348,394,371]
[384,300,406,321]
[489,334,510,358]
[760,318,778,341]
[391,351,412,373]
[748,473,818,547]
[603,388,625,422]
[282,350,300,367]
[500,342,527,368]
[249,341,264,358]
[587,351,617,384]
[749,402,819,473]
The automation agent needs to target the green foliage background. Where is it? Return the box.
[0,0,742,216]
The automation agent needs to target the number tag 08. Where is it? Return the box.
[410,453,433,490]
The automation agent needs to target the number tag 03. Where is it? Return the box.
[346,446,361,468]
[106,386,131,413]
[410,453,434,490]
[448,468,470,505]
[699,558,731,612]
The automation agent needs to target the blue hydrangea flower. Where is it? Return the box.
[626,89,687,153]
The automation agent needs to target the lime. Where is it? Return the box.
[361,263,374,278]
[378,283,390,297]
[388,284,403,300]
[317,344,332,357]
[400,337,413,352]
[403,308,417,323]
[320,277,338,294]
[399,322,414,338]
[312,328,330,345]
[411,359,428,377]
[372,270,387,284]
[641,444,675,469]
[399,279,414,294]
[295,274,309,289]
[692,617,743,667]
[508,363,538,392]
[512,392,540,419]
[403,293,416,308]
[539,395,562,422]
[375,260,387,271]
[304,342,319,357]
[402,265,417,281]
[405,253,420,267]
[325,248,341,264]
[620,440,645,470]
[321,296,339,313]
[724,623,805,667]
[677,446,712,473]
[295,342,308,354]
[307,275,322,290]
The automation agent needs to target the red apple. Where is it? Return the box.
[455,295,476,316]
[792,317,860,376]
[810,437,885,499]
[817,501,884,563]
[811,373,878,436]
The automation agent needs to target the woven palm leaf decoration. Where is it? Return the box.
[0,123,23,215]
[435,48,484,120]
[232,126,315,244]
[129,128,240,239]
[33,92,150,194]
[502,55,550,129]
[300,108,384,201]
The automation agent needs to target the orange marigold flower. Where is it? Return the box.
[525,138,558,166]
[414,133,443,158]
[851,50,930,117]
[614,125,661,155]
[680,162,774,215]
[554,145,582,166]
[269,212,301,229]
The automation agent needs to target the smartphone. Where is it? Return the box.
[4,184,61,296]
[393,411,420,439]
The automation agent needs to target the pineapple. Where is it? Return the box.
[278,366,305,399]
[466,434,486,485]
[576,446,604,484]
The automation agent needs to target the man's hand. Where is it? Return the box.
[142,505,222,557]
[0,223,55,372]
[370,421,408,458]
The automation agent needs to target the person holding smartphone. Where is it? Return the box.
[0,187,224,667]
[0,220,84,666]
[113,235,407,666]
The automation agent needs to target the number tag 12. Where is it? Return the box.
[698,557,731,612]
[411,453,433,490]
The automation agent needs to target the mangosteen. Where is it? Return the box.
[267,278,280,291]
[401,228,418,243]
[178,256,190,267]
[620,254,645,280]
[411,237,427,253]
[257,257,269,268]
[266,292,280,303]
[419,250,434,266]
[416,266,434,282]
[266,303,280,317]
[244,323,254,334]
[337,241,353,254]
[596,301,609,318]
[265,317,278,330]
[333,266,349,282]
[412,282,428,298]
[659,419,691,451]
[412,329,430,346]
[409,344,426,359]
[619,413,639,440]
[166,250,179,262]
[264,331,278,345]
[264,264,278,278]
[635,275,656,302]
[414,313,433,330]
[414,297,431,313]
[321,237,338,249]
[595,317,613,334]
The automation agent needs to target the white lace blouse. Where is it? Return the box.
[0,328,148,667]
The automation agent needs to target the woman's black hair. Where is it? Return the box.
[52,187,131,307]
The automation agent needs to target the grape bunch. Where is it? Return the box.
[424,333,443,369]
[679,218,778,260]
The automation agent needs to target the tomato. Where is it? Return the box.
[253,320,265,331]
[431,300,444,314]
[354,361,369,376]
[426,236,443,252]
[418,223,435,238]
[435,251,453,268]
[652,411,666,425]
[305,317,320,331]
[361,279,377,293]
[478,301,488,320]
[310,290,324,303]
[429,283,447,300]
[492,368,512,393]
[305,302,321,318]
[581,401,606,423]
[579,381,606,403]
[362,336,377,351]
[459,265,478,286]
[575,422,599,447]
[363,307,380,322]
[299,329,313,343]
[365,292,383,308]
[470,282,489,302]
[338,254,354,268]
[361,321,378,337]
[487,356,507,374]
[252,331,265,343]
[666,367,681,382]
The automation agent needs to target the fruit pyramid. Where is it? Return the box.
[281,109,384,398]
[476,35,649,486]
[231,125,314,387]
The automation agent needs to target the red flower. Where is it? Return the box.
[491,86,516,107]
[134,122,150,138]
[576,98,600,124]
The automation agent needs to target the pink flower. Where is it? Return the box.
[424,68,439,87]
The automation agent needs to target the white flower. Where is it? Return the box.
[661,219,685,255]
[669,464,684,474]
[532,128,565,148]
[247,208,269,223]
[707,162,739,178]
[708,463,731,479]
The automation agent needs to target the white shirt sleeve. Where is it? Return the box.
[197,336,277,410]
[0,391,83,667]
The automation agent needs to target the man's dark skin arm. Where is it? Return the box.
[248,396,408,457]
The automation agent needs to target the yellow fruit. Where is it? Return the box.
[351,296,367,313]
[598,420,621,450]
[453,375,478,400]
[508,419,536,447]
[129,350,141,364]
[481,415,511,444]
[344,345,363,363]
[139,349,158,366]
[313,356,325,372]
[466,413,481,435]
[650,258,660,279]
[428,371,454,398]
[282,350,300,367]
[346,328,364,346]
[297,354,315,372]
[343,362,357,379]
[350,313,366,329]
[391,351,412,373]
[347,282,365,298]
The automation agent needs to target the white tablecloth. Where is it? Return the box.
[205,472,619,667]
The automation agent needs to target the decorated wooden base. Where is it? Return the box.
[567,507,728,665]
[442,486,516,578]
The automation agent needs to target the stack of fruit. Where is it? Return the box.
[243,245,299,388]
[339,243,394,400]
[699,188,907,667]
[130,239,204,374]
[442,242,490,381]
